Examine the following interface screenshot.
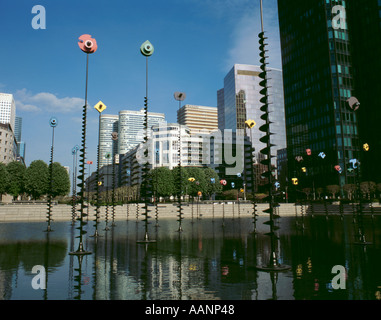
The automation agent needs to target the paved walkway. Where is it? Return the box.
[0,202,379,222]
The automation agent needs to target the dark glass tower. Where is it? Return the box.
[346,0,381,183]
[277,0,381,194]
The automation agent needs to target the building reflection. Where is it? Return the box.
[0,215,380,300]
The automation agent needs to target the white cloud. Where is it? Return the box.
[14,89,85,113]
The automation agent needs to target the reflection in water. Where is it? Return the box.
[0,214,380,300]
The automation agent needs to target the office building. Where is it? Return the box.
[0,93,16,131]
[120,123,206,187]
[0,123,17,164]
[346,0,381,183]
[98,109,166,168]
[14,116,26,162]
[118,109,165,155]
[217,89,225,130]
[177,105,218,134]
[218,64,287,169]
[277,0,381,189]
[99,114,119,168]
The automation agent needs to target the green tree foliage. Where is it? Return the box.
[172,166,190,196]
[186,167,207,197]
[326,184,340,199]
[50,162,70,197]
[24,160,49,200]
[343,184,356,200]
[203,167,222,197]
[149,167,175,198]
[6,161,26,199]
[0,163,10,196]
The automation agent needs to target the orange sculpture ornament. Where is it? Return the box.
[78,34,98,54]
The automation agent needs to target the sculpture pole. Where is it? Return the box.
[45,117,58,232]
[70,34,98,255]
[137,40,156,243]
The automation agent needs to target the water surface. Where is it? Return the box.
[0,214,380,300]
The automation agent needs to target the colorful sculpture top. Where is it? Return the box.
[49,117,58,127]
[78,34,98,54]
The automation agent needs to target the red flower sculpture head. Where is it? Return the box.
[78,34,98,54]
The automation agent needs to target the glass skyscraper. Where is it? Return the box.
[99,114,119,168]
[118,109,165,155]
[277,0,381,190]
[0,93,16,131]
[99,110,165,168]
[218,64,287,168]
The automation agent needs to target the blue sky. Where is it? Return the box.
[0,0,282,173]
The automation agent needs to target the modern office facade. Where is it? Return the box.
[277,0,381,189]
[98,110,166,168]
[177,105,218,134]
[345,0,381,183]
[218,64,287,170]
[120,123,206,187]
[0,93,16,131]
[14,116,26,162]
[217,89,225,130]
[99,114,119,168]
[0,123,17,164]
[118,109,165,155]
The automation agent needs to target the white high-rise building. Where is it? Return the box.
[97,109,165,169]
[0,93,16,131]
[118,109,165,155]
[99,114,119,168]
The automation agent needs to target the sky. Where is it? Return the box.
[0,0,282,175]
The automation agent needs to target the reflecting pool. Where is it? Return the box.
[0,214,380,300]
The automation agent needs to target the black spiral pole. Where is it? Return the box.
[174,92,186,232]
[111,144,118,227]
[246,121,258,233]
[71,145,79,224]
[70,33,98,255]
[45,117,58,232]
[91,103,106,237]
[137,40,156,243]
[256,0,289,272]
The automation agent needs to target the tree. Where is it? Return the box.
[343,184,356,200]
[302,187,312,200]
[203,167,222,198]
[186,167,207,197]
[6,161,26,199]
[316,187,324,200]
[377,183,381,201]
[172,166,190,198]
[24,160,49,200]
[360,181,376,200]
[149,167,175,199]
[326,185,340,199]
[0,163,10,199]
[50,162,70,197]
